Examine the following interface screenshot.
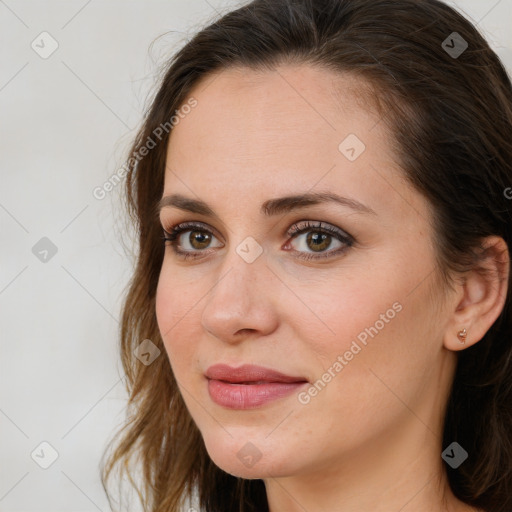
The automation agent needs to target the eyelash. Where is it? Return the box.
[161,220,354,261]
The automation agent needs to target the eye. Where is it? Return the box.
[162,221,223,260]
[161,220,354,261]
[284,220,353,260]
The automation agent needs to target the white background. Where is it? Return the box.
[1,1,511,511]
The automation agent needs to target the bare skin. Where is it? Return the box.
[155,64,507,512]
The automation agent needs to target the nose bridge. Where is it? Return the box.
[208,239,266,310]
[200,240,278,340]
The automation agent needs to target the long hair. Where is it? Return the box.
[100,1,512,510]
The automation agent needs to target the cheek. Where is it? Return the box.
[284,264,404,361]
[155,258,205,327]
[291,256,435,399]
[155,269,201,372]
[309,282,438,413]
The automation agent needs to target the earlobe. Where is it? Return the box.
[444,236,510,352]
[457,328,467,345]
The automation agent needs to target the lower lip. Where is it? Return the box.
[207,379,307,409]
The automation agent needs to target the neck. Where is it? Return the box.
[264,414,474,512]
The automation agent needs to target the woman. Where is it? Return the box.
[101,0,512,511]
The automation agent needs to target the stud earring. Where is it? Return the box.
[457,328,467,345]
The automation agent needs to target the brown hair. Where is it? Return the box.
[100,1,512,511]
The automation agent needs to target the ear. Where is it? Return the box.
[444,236,510,352]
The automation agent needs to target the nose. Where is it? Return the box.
[200,248,280,344]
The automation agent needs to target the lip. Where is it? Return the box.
[205,364,307,383]
[205,364,309,410]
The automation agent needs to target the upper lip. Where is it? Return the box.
[205,364,308,383]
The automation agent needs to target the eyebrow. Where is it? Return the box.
[156,191,376,219]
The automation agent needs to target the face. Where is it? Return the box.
[155,64,455,480]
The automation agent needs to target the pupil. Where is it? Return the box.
[191,231,210,249]
[308,232,330,252]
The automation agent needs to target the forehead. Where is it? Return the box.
[168,64,383,161]
[163,64,425,224]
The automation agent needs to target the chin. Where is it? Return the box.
[201,430,295,479]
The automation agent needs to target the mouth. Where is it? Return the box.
[204,364,309,409]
